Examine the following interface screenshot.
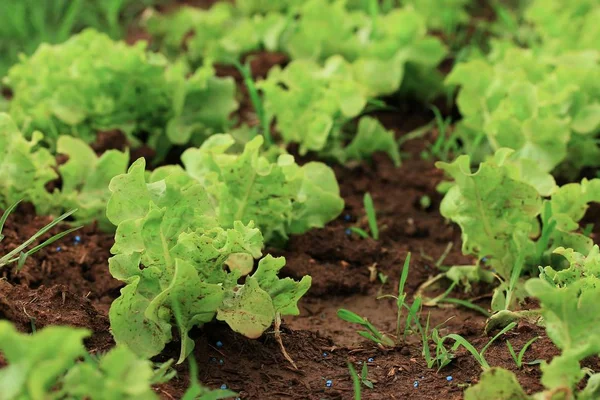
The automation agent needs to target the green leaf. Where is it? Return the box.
[343,117,401,166]
[0,321,89,399]
[54,135,129,230]
[63,346,160,400]
[437,149,541,279]
[572,103,600,134]
[526,277,600,389]
[0,113,56,213]
[217,276,275,339]
[252,255,311,315]
[464,368,530,400]
[182,134,343,242]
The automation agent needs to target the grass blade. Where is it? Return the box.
[348,363,362,400]
[363,193,379,240]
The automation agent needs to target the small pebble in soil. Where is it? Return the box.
[210,357,217,363]
[345,228,352,235]
[220,384,228,390]
[368,357,374,362]
[413,381,419,388]
[446,376,453,382]
[55,246,61,252]
[325,380,333,388]
[322,352,328,357]
[216,340,223,348]
[74,235,81,244]
[219,359,224,365]
[343,214,352,221]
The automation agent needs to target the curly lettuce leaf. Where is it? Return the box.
[0,321,89,400]
[464,368,530,400]
[0,113,56,212]
[53,135,129,231]
[146,3,287,65]
[63,346,160,400]
[437,149,545,280]
[6,29,238,152]
[447,41,600,175]
[181,134,344,241]
[526,276,600,390]
[341,116,401,166]
[107,157,312,362]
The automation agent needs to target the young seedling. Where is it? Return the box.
[348,363,362,400]
[232,59,273,146]
[506,337,539,368]
[439,322,518,370]
[0,201,81,270]
[360,361,374,389]
[337,309,394,348]
[349,193,379,240]
[378,253,413,344]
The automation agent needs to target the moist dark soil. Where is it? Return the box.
[0,13,561,400]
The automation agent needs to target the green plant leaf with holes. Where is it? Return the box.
[106,155,312,362]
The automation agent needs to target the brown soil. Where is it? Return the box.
[0,11,560,400]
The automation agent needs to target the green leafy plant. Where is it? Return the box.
[359,362,374,389]
[145,3,287,65]
[0,321,175,400]
[339,253,418,346]
[418,314,516,371]
[0,113,128,230]
[506,336,539,368]
[281,0,447,99]
[524,0,600,53]
[435,148,600,316]
[349,192,380,240]
[258,57,400,164]
[446,40,600,176]
[465,254,600,399]
[0,0,162,77]
[106,135,339,361]
[5,29,238,156]
[180,134,344,242]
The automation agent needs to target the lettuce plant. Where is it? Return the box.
[106,134,341,361]
[0,321,175,400]
[145,3,287,65]
[465,248,600,399]
[446,41,600,176]
[282,0,447,98]
[180,134,345,241]
[258,57,400,164]
[525,0,600,53]
[0,113,128,230]
[437,148,600,311]
[5,29,237,155]
[0,0,162,77]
